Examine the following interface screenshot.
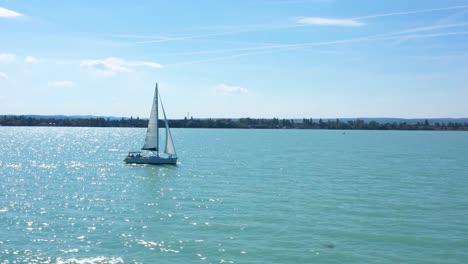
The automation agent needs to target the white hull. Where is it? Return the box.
[124,155,177,165]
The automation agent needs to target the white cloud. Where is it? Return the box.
[0,72,8,79]
[80,57,163,75]
[0,7,23,18]
[296,17,364,26]
[48,80,76,88]
[25,56,40,63]
[214,84,249,94]
[0,53,16,62]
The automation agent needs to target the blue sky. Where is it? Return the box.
[1,0,468,118]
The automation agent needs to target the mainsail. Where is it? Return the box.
[142,85,159,151]
[160,94,177,156]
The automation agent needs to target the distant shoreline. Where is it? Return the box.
[1,115,467,131]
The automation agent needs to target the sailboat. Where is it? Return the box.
[124,83,178,165]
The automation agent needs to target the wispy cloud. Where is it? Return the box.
[214,84,249,95]
[275,31,468,50]
[384,22,468,46]
[353,5,468,20]
[132,30,273,45]
[111,34,176,42]
[48,80,76,88]
[296,17,364,26]
[248,21,468,53]
[128,23,305,45]
[295,5,468,28]
[382,31,468,42]
[0,53,16,62]
[386,22,468,36]
[0,72,8,79]
[170,30,468,66]
[80,57,162,75]
[168,49,287,67]
[112,5,468,47]
[436,9,468,25]
[25,56,40,64]
[0,7,23,18]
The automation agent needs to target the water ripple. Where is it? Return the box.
[1,127,467,263]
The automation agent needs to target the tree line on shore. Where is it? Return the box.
[1,115,467,130]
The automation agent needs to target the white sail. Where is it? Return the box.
[164,120,176,155]
[160,94,177,156]
[142,85,159,151]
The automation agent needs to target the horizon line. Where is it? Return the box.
[3,114,468,120]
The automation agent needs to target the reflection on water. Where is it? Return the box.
[1,127,468,263]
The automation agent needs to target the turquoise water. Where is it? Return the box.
[1,127,468,263]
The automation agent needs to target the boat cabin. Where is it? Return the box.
[126,151,142,158]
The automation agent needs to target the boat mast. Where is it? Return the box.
[155,82,159,156]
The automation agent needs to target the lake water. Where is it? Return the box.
[1,127,467,263]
